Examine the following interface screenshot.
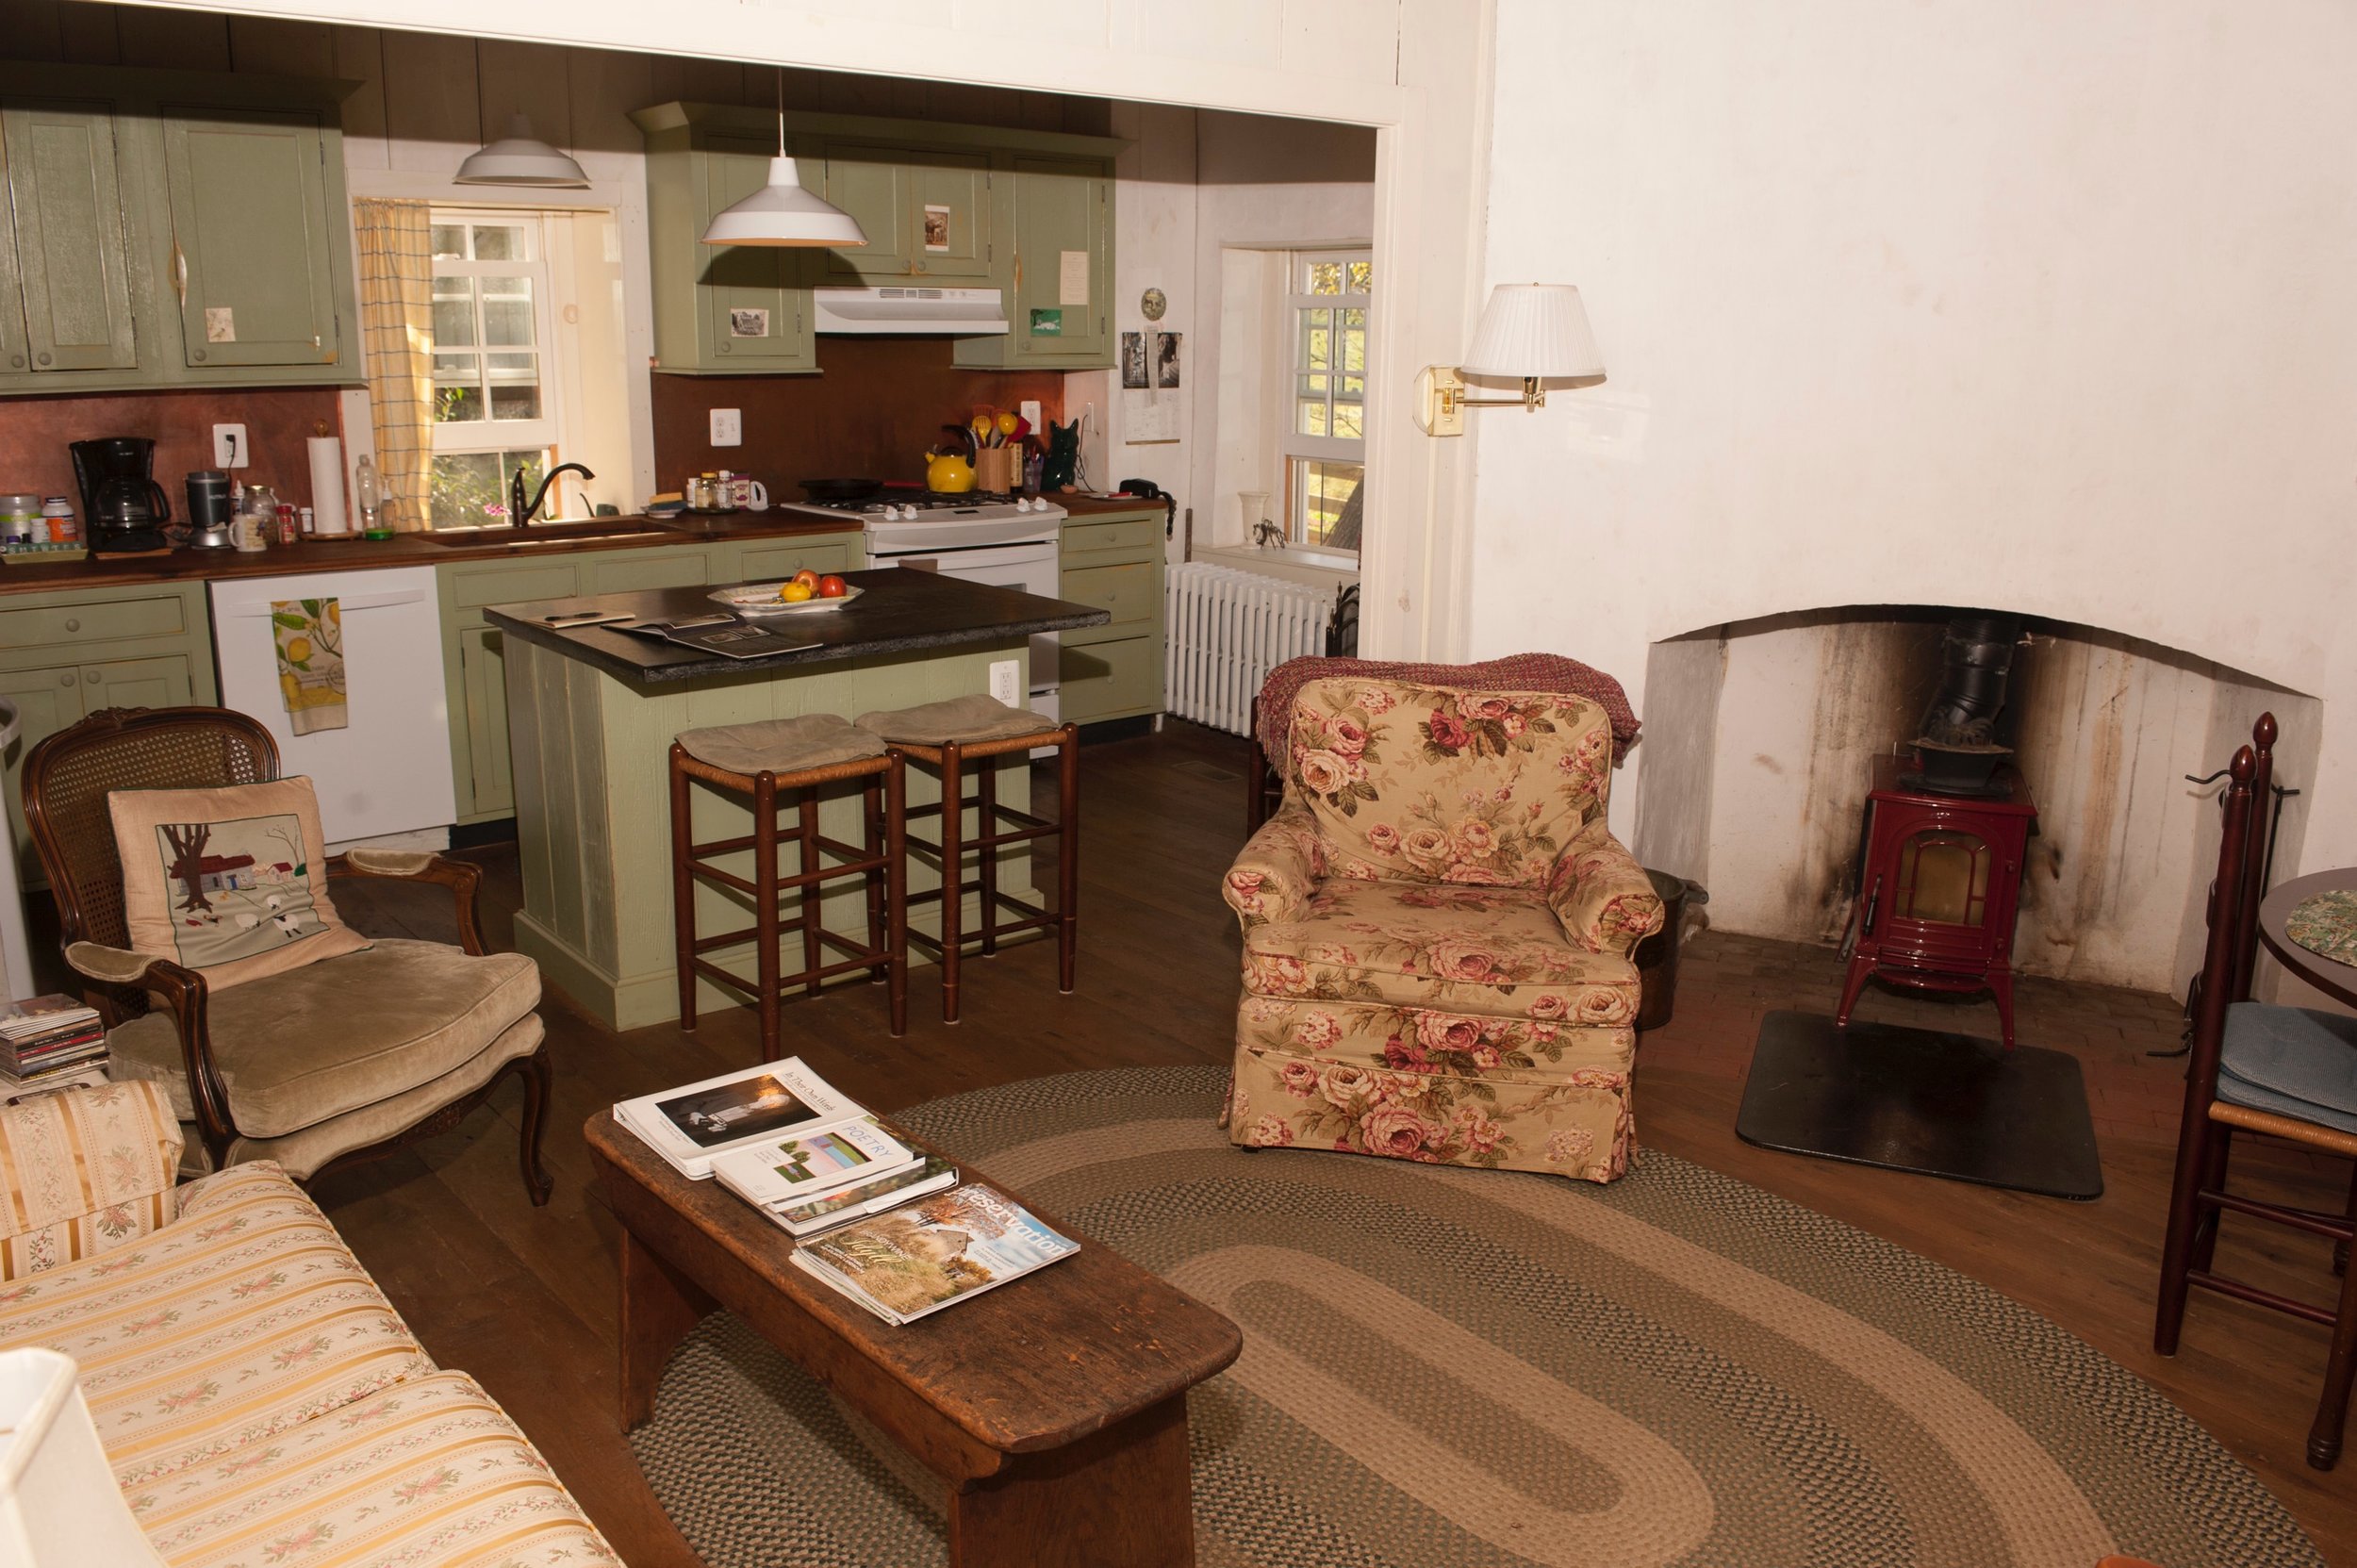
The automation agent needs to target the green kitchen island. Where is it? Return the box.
[486,569,1108,1031]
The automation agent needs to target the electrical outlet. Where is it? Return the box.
[709,407,742,447]
[1082,402,1096,436]
[211,423,248,469]
[1018,399,1043,429]
[987,659,1022,707]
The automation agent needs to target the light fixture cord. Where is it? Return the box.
[776,67,785,158]
[472,39,486,147]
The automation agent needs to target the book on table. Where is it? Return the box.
[788,1182,1080,1326]
[708,1114,920,1210]
[767,1156,959,1237]
[611,1058,862,1180]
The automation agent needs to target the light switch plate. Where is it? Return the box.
[709,407,742,447]
[987,659,1022,706]
[1019,399,1043,429]
[211,423,249,469]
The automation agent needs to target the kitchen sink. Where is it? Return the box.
[424,519,671,548]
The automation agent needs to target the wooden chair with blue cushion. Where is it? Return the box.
[2154,712,2357,1467]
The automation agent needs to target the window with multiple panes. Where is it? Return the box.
[428,211,556,528]
[1283,251,1370,552]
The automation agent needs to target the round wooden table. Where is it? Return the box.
[2258,867,2357,1009]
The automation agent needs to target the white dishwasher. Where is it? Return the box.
[208,566,457,850]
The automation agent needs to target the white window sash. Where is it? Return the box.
[428,210,563,461]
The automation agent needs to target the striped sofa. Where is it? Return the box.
[0,1080,617,1567]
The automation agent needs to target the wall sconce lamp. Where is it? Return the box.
[1415,284,1603,437]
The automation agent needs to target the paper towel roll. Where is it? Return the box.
[306,437,349,536]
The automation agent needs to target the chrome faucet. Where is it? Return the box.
[511,462,596,526]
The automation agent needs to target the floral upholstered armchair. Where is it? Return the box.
[1221,677,1664,1182]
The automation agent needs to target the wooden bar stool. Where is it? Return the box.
[855,694,1079,1023]
[669,714,906,1057]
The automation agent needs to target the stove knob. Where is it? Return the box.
[1015,498,1033,512]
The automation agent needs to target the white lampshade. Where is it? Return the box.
[701,157,867,248]
[1461,284,1604,380]
[454,115,590,189]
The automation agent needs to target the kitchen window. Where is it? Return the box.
[428,210,558,527]
[1282,251,1370,553]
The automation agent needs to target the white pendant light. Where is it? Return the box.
[455,113,590,189]
[701,70,866,249]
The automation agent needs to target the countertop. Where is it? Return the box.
[485,567,1110,684]
[0,512,865,596]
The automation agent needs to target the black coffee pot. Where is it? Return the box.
[71,437,171,553]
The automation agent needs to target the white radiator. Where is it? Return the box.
[1164,564,1337,734]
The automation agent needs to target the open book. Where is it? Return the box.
[710,1115,918,1210]
[789,1182,1079,1326]
[612,1058,862,1180]
[617,617,818,661]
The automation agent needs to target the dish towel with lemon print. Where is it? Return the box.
[272,598,347,734]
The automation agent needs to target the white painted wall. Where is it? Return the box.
[1470,0,2357,913]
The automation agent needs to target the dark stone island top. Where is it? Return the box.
[484,567,1111,684]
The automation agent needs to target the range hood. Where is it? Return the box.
[812,286,1009,336]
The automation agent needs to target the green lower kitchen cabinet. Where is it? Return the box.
[436,534,865,823]
[1058,508,1164,725]
[0,64,359,396]
[0,580,217,884]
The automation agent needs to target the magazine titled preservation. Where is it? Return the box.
[709,1115,918,1210]
[788,1183,1080,1325]
[612,1058,862,1180]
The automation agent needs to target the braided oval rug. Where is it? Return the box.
[629,1065,2319,1568]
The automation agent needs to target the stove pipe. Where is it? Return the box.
[1917,616,2021,748]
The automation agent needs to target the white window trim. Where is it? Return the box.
[430,207,562,460]
[1279,248,1370,553]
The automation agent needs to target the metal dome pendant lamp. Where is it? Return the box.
[453,41,590,189]
[701,69,866,248]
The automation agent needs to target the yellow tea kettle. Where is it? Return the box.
[925,450,976,492]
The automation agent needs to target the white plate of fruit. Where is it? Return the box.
[710,571,862,616]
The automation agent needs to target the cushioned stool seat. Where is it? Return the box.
[855,693,1056,746]
[2218,1002,2357,1136]
[677,713,885,775]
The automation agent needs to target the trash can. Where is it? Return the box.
[1634,869,1707,1032]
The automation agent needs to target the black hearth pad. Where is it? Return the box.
[1734,1011,2104,1200]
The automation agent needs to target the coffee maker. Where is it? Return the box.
[71,437,172,553]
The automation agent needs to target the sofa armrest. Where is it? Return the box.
[1224,800,1329,931]
[65,940,173,987]
[0,1081,184,1279]
[328,850,487,955]
[1545,820,1664,957]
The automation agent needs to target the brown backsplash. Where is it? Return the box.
[0,386,347,514]
[650,336,1066,499]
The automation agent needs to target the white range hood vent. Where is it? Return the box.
[812,286,1009,336]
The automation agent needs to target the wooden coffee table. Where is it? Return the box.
[585,1113,1242,1568]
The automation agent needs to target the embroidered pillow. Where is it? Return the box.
[107,777,370,990]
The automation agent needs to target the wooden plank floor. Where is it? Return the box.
[317,721,2355,1565]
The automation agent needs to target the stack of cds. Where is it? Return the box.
[0,995,107,1098]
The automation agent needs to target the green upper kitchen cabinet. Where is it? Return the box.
[633,102,819,375]
[954,153,1113,371]
[0,63,360,396]
[817,139,991,283]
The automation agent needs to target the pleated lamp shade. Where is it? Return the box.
[454,115,590,189]
[701,157,867,247]
[1461,284,1604,379]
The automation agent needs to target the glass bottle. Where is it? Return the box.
[354,454,386,538]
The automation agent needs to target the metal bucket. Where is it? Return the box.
[1634,869,1707,1032]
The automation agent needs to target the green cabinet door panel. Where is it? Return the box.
[0,101,139,373]
[908,156,992,279]
[458,625,514,818]
[734,536,864,582]
[0,666,84,884]
[819,146,910,279]
[698,133,816,371]
[78,651,195,715]
[819,141,991,283]
[160,107,338,369]
[955,153,1113,370]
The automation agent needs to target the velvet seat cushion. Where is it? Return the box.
[1240,879,1639,1021]
[2218,1001,2357,1136]
[107,938,540,1140]
[677,713,885,776]
[856,692,1056,746]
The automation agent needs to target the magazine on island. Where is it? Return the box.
[709,1115,919,1210]
[612,1058,861,1180]
[770,1155,959,1237]
[787,1182,1080,1326]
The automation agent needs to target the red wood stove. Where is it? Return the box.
[1836,754,2038,1049]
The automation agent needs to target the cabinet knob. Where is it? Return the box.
[8,355,21,368]
[35,353,50,367]
[58,673,75,687]
[62,619,79,633]
[192,349,206,362]
[82,669,100,685]
[717,341,731,355]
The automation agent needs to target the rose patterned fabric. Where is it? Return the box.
[1242,880,1638,1021]
[1254,652,1641,767]
[0,1081,183,1280]
[1228,996,1636,1182]
[1547,817,1668,956]
[0,1161,434,1488]
[1225,675,1659,1182]
[132,1370,618,1568]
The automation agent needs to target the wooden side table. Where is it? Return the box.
[1836,756,2038,1049]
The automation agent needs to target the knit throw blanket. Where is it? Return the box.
[1254,653,1640,766]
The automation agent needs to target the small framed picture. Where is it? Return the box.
[1155,331,1182,388]
[1120,332,1149,389]
[728,307,770,339]
[923,204,951,252]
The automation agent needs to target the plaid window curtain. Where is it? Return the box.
[352,199,434,532]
